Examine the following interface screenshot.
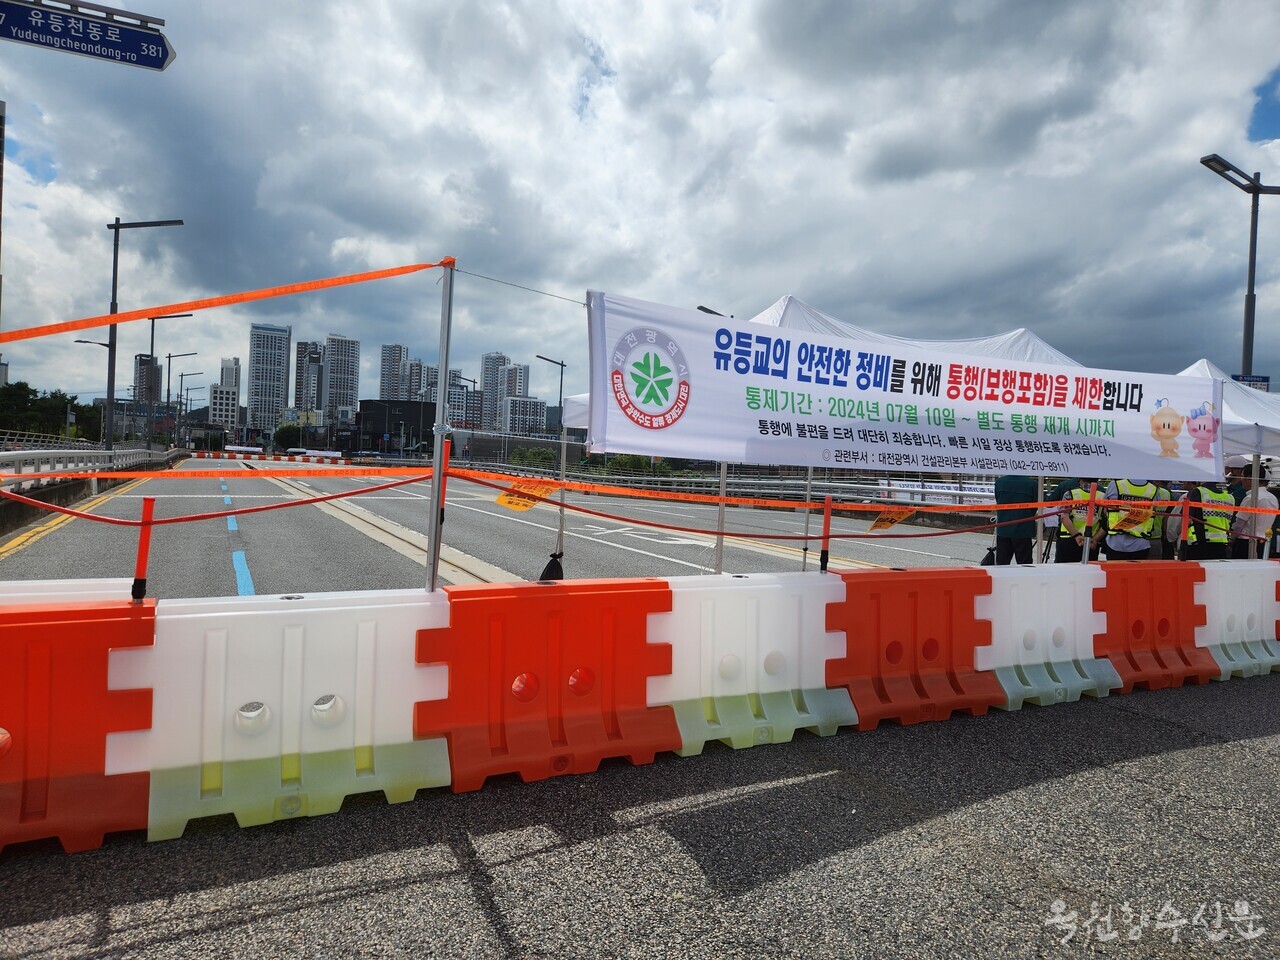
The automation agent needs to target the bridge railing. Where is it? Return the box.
[0,446,176,491]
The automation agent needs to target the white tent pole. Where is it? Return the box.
[1249,446,1263,560]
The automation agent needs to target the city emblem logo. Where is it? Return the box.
[610,326,691,430]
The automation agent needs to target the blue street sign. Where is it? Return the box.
[0,0,176,71]
[1232,374,1271,392]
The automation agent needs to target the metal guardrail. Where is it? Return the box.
[0,447,179,492]
[444,460,1000,511]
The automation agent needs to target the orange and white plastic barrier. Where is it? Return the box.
[2,562,1277,854]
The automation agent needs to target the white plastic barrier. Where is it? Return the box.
[1194,560,1280,678]
[646,572,857,755]
[0,578,133,602]
[974,565,1120,709]
[105,588,452,840]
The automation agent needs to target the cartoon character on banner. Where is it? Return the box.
[1150,399,1185,458]
[1186,402,1220,459]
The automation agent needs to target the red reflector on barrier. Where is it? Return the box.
[0,601,154,853]
[1092,561,1217,692]
[825,569,1003,730]
[414,579,681,792]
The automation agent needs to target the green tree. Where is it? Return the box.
[274,424,302,450]
[511,446,556,468]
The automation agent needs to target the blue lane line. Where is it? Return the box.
[232,550,255,596]
[220,484,227,491]
[227,515,238,532]
[223,495,232,505]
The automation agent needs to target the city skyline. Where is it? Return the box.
[111,324,557,439]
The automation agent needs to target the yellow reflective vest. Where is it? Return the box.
[1058,487,1093,538]
[1107,480,1157,538]
[1186,485,1234,544]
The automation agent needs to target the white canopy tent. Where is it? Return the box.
[563,392,590,430]
[747,295,1080,366]
[1178,358,1280,457]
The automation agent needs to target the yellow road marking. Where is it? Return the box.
[0,477,151,561]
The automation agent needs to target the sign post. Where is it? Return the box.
[0,0,176,71]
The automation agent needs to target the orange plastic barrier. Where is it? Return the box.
[0,601,154,853]
[414,579,681,792]
[824,569,1004,730]
[1092,561,1218,692]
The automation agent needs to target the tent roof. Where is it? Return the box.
[1178,358,1280,457]
[563,392,590,430]
[748,295,1079,366]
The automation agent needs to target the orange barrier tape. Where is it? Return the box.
[0,471,432,527]
[0,258,454,344]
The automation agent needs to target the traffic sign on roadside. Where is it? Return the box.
[0,0,176,71]
[1232,374,1270,392]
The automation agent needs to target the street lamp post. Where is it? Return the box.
[177,371,203,449]
[1200,155,1280,377]
[74,338,111,444]
[183,386,204,448]
[535,354,565,434]
[147,313,192,448]
[535,354,568,579]
[105,217,183,454]
[166,351,197,445]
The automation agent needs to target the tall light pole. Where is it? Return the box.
[105,217,184,453]
[183,386,205,448]
[177,370,203,448]
[535,354,568,580]
[535,354,565,434]
[147,313,192,448]
[166,350,197,445]
[1200,155,1280,377]
[74,339,111,444]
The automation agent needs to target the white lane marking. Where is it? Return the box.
[445,501,714,572]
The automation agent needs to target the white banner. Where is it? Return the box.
[587,291,1225,481]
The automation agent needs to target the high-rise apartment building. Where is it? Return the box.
[322,333,360,424]
[133,354,162,406]
[248,323,292,432]
[402,357,424,400]
[481,352,510,430]
[504,363,530,401]
[501,396,548,435]
[209,357,241,435]
[462,389,484,429]
[294,341,324,412]
[380,343,407,400]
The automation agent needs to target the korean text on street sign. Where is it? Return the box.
[0,0,176,71]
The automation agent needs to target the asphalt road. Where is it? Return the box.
[0,460,995,597]
[1,462,1277,959]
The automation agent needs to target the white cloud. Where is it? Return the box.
[4,0,1280,410]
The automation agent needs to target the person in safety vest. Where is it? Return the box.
[1183,474,1235,561]
[1098,479,1166,560]
[1054,480,1096,563]
[1148,480,1174,560]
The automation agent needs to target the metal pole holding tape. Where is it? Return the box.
[427,260,456,592]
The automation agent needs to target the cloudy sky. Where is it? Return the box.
[4,0,1280,410]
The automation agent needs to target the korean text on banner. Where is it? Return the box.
[585,291,1224,481]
